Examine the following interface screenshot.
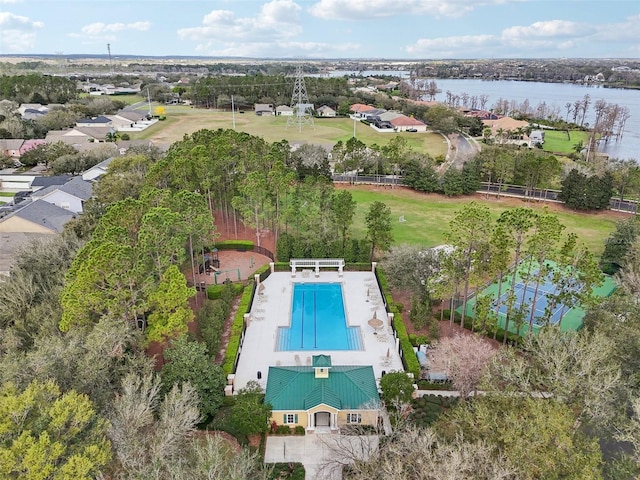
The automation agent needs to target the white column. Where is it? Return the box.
[308,412,313,429]
[315,261,320,277]
[269,262,275,273]
[291,262,296,277]
[244,313,250,327]
[371,261,377,272]
[387,312,394,327]
[338,262,344,277]
[254,274,260,284]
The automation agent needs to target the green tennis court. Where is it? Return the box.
[459,261,617,335]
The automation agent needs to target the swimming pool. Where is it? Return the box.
[276,283,362,351]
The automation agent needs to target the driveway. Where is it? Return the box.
[264,434,379,480]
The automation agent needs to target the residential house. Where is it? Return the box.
[529,130,545,146]
[0,199,76,234]
[375,82,398,92]
[255,104,274,116]
[275,105,294,116]
[388,114,427,132]
[32,176,92,213]
[17,103,45,116]
[0,139,24,159]
[363,109,387,122]
[19,139,47,157]
[264,355,380,433]
[482,116,530,140]
[30,175,73,192]
[82,157,115,181]
[108,110,149,131]
[76,116,113,128]
[21,108,47,121]
[350,104,376,118]
[46,126,116,144]
[316,105,337,117]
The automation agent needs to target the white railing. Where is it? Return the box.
[290,258,345,277]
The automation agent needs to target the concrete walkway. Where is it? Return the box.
[264,434,379,480]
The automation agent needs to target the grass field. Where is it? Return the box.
[341,185,621,257]
[542,130,590,154]
[130,105,449,157]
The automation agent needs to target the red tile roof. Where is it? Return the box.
[350,103,376,113]
[390,115,425,127]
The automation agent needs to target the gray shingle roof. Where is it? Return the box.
[36,176,92,200]
[77,115,111,124]
[58,177,93,200]
[31,175,72,188]
[9,200,76,233]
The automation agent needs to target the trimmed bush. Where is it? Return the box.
[392,311,421,379]
[207,282,244,300]
[294,425,305,435]
[344,262,372,271]
[214,240,255,251]
[268,462,305,480]
[222,282,255,375]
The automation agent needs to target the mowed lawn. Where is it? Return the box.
[341,185,622,257]
[130,105,448,157]
[542,129,590,154]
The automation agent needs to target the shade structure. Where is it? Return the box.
[368,311,383,330]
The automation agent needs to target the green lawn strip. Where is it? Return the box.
[0,192,15,197]
[111,94,146,105]
[344,187,617,257]
[542,130,590,154]
[130,107,448,157]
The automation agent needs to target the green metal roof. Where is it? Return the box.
[265,365,380,411]
[303,385,342,410]
[312,354,332,368]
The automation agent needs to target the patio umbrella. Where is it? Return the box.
[368,311,383,330]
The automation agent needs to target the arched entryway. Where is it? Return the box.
[314,411,331,427]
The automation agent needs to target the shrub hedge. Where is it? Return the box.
[206,282,244,300]
[214,240,255,251]
[377,269,421,378]
[222,282,255,375]
[276,232,370,263]
[267,462,305,480]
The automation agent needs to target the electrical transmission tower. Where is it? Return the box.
[286,65,314,132]
[107,43,114,75]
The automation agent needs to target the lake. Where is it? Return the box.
[322,70,639,160]
[421,79,640,161]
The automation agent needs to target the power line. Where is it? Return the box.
[286,65,314,133]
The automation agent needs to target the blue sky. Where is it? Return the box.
[1,0,639,59]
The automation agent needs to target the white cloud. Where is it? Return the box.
[81,21,150,36]
[0,12,43,52]
[404,16,631,58]
[0,0,23,3]
[405,34,498,57]
[308,0,526,20]
[502,20,593,41]
[178,0,302,43]
[591,13,640,43]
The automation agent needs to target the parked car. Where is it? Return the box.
[406,128,418,132]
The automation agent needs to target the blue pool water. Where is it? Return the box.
[276,283,362,351]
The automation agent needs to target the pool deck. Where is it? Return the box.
[232,270,405,392]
